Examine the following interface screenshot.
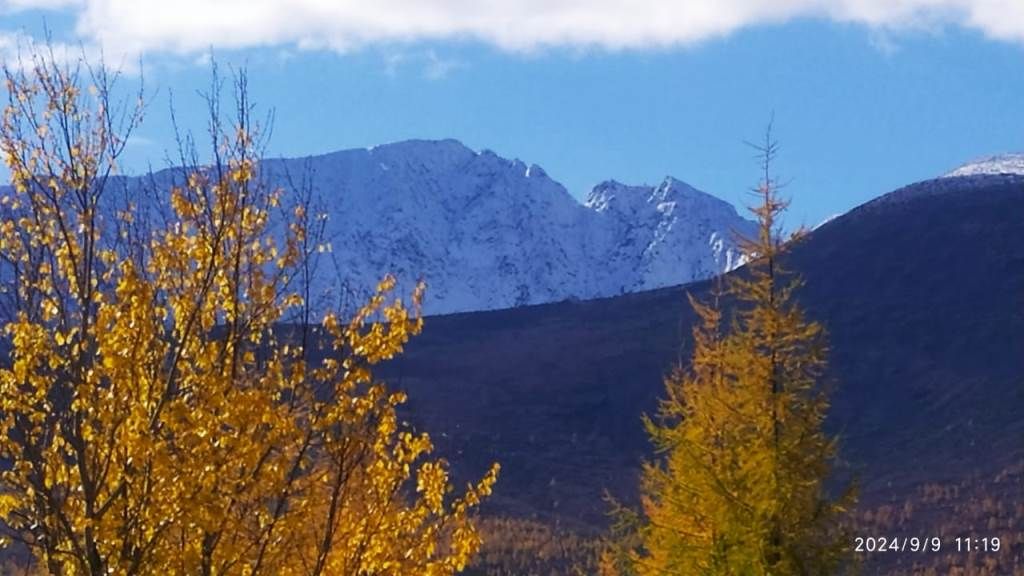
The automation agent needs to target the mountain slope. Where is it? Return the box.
[373,174,1024,544]
[584,177,749,292]
[944,153,1024,178]
[258,139,754,315]
[1,139,753,317]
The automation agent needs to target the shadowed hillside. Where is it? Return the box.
[375,174,1024,570]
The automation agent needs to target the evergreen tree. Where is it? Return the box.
[609,128,854,575]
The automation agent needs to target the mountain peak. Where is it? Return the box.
[584,179,645,212]
[943,153,1024,178]
[179,142,754,315]
[365,138,477,167]
[654,176,732,206]
[369,137,469,153]
[586,175,743,222]
[658,175,694,189]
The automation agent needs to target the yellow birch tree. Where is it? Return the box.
[0,48,498,575]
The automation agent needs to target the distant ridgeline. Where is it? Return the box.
[253,139,756,316]
[0,139,755,317]
[3,145,1024,319]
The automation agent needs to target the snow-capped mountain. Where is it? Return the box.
[255,139,754,315]
[943,153,1024,178]
[0,138,752,316]
[864,153,1024,210]
[584,177,751,293]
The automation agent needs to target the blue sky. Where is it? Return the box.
[1,1,1023,226]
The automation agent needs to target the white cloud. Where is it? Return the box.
[1,0,80,11]
[0,29,99,68]
[124,134,154,148]
[383,52,407,77]
[383,49,463,80]
[0,29,139,76]
[422,51,461,80]
[4,0,1024,59]
[380,49,463,80]
[867,30,902,55]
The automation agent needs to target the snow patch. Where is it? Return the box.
[943,154,1024,178]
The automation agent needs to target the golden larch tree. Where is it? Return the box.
[606,129,854,575]
[0,49,498,575]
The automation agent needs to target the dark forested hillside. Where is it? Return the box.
[376,174,1024,572]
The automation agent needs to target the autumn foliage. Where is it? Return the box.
[604,133,855,575]
[0,50,497,575]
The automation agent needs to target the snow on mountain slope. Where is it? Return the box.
[943,154,1024,178]
[862,155,1024,211]
[257,139,756,315]
[0,138,753,316]
[584,177,753,294]
[256,139,756,315]
[260,139,597,314]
